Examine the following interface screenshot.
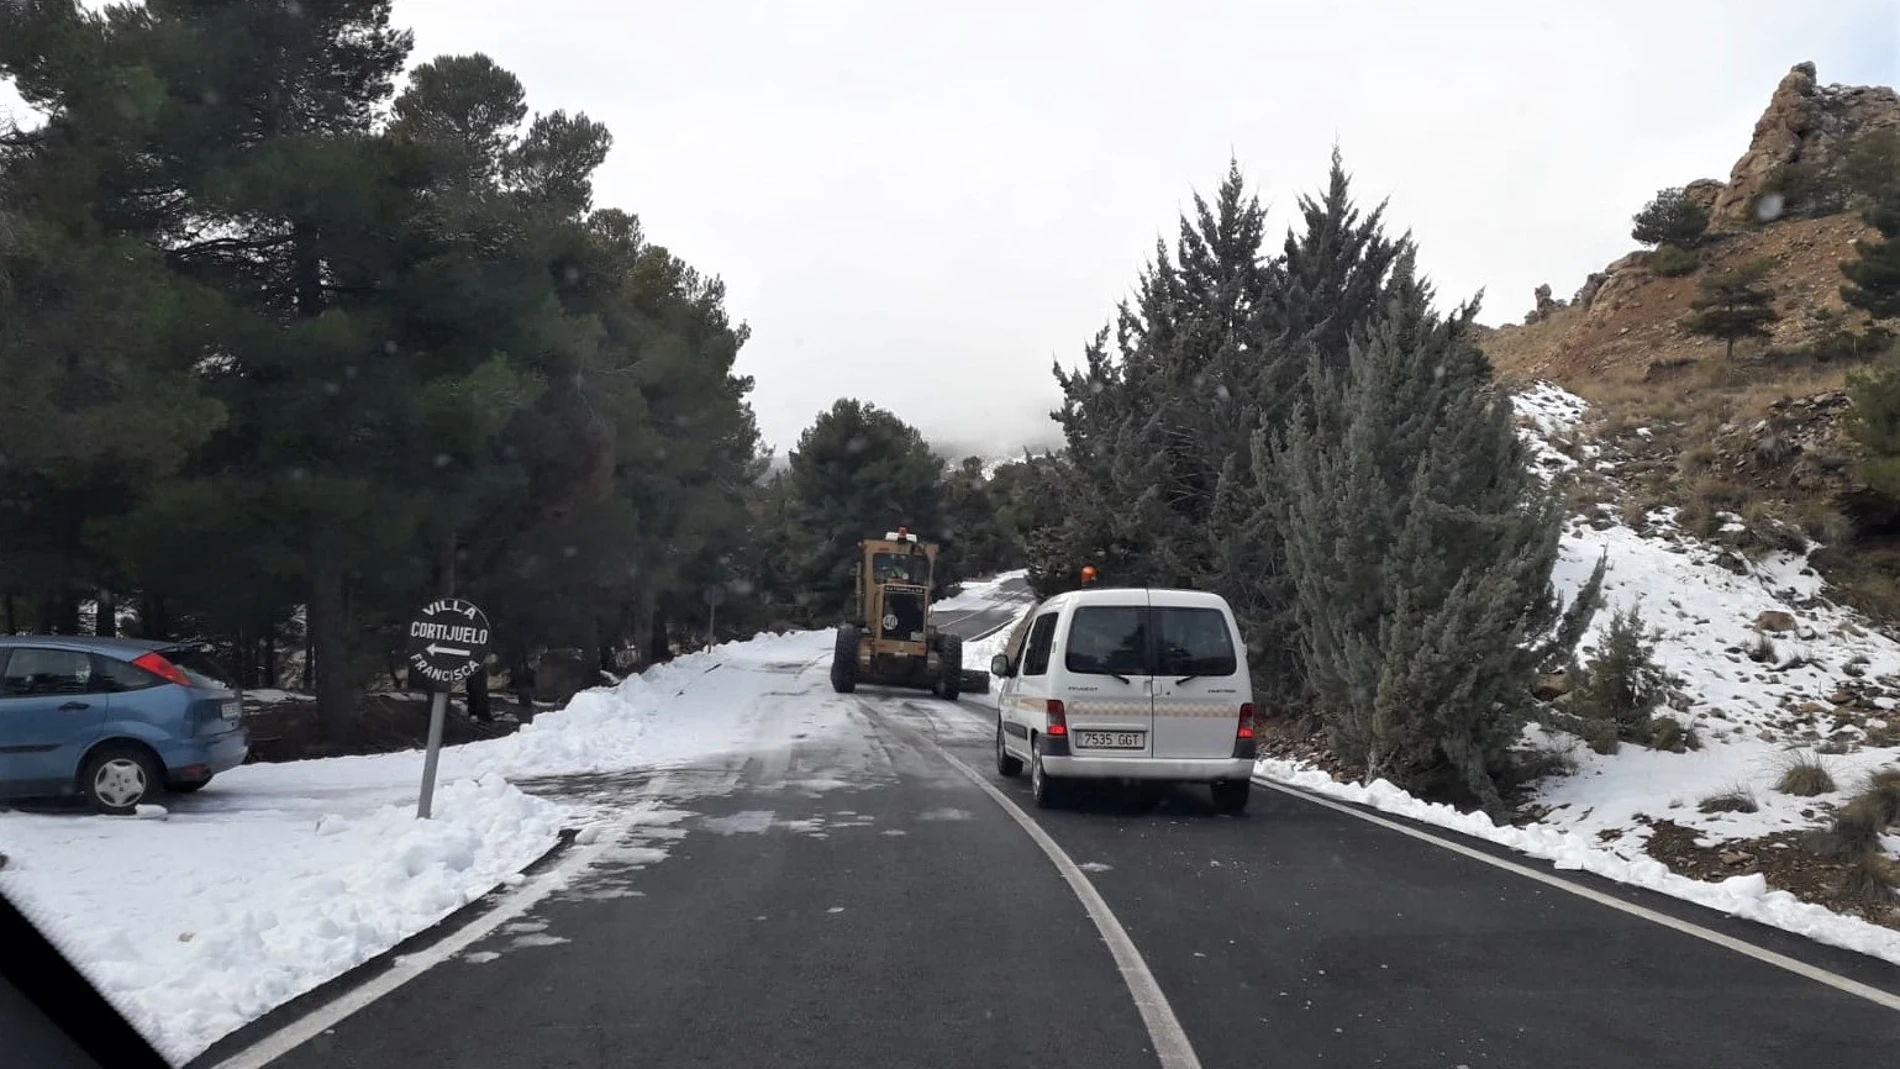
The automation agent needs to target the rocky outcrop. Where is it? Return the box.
[1582,252,1651,322]
[1523,283,1566,324]
[1683,178,1726,215]
[1710,62,1900,227]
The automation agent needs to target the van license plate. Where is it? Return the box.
[1078,731,1144,749]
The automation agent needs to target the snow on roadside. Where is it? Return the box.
[1250,382,1900,967]
[933,568,1030,613]
[1257,758,1900,967]
[0,629,834,1065]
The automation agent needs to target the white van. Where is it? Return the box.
[989,587,1256,812]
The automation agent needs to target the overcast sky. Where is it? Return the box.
[7,2,1897,458]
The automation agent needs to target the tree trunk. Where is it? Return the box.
[466,668,491,722]
[95,588,117,638]
[140,592,168,639]
[309,557,354,747]
[646,607,671,667]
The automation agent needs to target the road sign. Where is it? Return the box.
[702,584,726,607]
[406,597,491,821]
[405,598,491,686]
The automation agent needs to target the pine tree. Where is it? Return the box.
[1841,136,1900,321]
[1682,260,1781,360]
[786,400,946,620]
[1631,187,1711,249]
[1846,354,1900,500]
[1265,261,1603,813]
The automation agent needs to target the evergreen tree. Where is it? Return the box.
[1847,354,1900,500]
[1,6,765,732]
[1841,137,1900,321]
[786,400,945,620]
[1682,260,1781,361]
[1264,263,1602,813]
[1630,187,1711,249]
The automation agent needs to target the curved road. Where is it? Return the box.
[189,604,1900,1069]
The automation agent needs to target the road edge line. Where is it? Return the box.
[206,778,678,1069]
[899,722,1202,1069]
[1254,776,1900,1013]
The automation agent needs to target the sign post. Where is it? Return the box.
[405,597,492,819]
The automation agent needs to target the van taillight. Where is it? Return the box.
[1046,699,1068,736]
[132,651,192,688]
[1237,702,1254,740]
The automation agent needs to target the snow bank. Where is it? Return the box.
[0,629,834,1064]
[1,775,563,1064]
[1257,758,1900,967]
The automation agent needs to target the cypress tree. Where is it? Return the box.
[1265,260,1603,813]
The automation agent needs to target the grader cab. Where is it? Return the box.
[829,527,964,700]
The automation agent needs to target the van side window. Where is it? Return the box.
[1021,614,1059,677]
[1155,608,1237,677]
[1065,607,1149,677]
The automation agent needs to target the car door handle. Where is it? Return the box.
[58,701,90,712]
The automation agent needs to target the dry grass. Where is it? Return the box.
[1775,751,1837,797]
[1840,855,1898,909]
[1790,500,1855,545]
[1822,796,1887,859]
[1698,786,1760,814]
[1746,633,1779,665]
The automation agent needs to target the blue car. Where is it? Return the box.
[0,636,249,814]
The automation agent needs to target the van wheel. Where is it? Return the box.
[995,718,1023,778]
[80,746,164,816]
[1031,739,1063,809]
[1210,779,1251,814]
[830,626,860,694]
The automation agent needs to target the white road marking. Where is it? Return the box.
[942,699,1900,1011]
[882,714,1203,1069]
[207,777,678,1069]
[1256,778,1900,1013]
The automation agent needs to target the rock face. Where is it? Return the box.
[1523,283,1566,324]
[1710,62,1900,227]
[1683,178,1726,215]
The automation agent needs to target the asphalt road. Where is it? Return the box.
[932,576,1036,643]
[205,615,1900,1069]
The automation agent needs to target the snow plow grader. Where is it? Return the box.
[828,527,980,699]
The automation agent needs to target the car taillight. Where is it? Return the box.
[1237,702,1254,740]
[132,651,192,688]
[1046,699,1067,736]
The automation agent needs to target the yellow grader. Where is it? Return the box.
[829,527,964,699]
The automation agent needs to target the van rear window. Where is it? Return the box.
[1155,608,1237,677]
[1064,607,1149,677]
[1062,606,1237,677]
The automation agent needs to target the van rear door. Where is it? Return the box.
[1057,599,1155,758]
[1149,597,1247,759]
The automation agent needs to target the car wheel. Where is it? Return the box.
[1210,779,1251,814]
[1031,739,1062,809]
[995,718,1024,778]
[80,746,164,816]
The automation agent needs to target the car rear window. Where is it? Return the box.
[1064,606,1149,677]
[1155,607,1237,677]
[161,647,237,690]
